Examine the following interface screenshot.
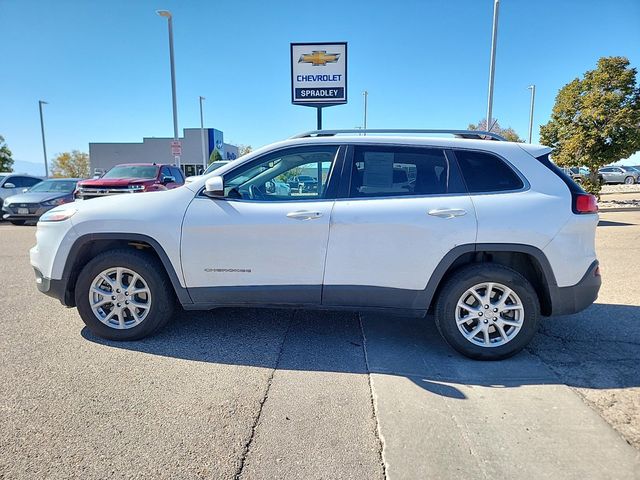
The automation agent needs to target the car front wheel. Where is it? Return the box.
[75,249,176,340]
[434,264,540,360]
[624,176,635,184]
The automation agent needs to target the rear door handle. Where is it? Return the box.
[286,210,323,220]
[428,208,467,219]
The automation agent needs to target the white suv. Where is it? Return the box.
[30,130,601,360]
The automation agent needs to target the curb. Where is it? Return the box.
[600,191,640,196]
[599,207,640,213]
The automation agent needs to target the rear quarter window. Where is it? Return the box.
[454,150,524,193]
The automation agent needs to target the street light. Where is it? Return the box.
[199,96,207,171]
[486,0,500,131]
[363,90,368,134]
[38,100,49,178]
[156,9,180,167]
[527,85,536,144]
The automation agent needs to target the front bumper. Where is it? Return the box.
[549,260,601,315]
[3,205,52,221]
[33,267,72,306]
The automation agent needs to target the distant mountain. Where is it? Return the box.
[7,160,46,176]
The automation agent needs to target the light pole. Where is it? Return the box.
[157,10,180,167]
[38,100,49,178]
[363,90,368,134]
[527,85,536,143]
[199,96,207,171]
[486,0,500,131]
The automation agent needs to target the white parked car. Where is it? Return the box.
[30,129,601,360]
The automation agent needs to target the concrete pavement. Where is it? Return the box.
[1,214,639,479]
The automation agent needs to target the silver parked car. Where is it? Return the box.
[2,178,81,225]
[598,166,639,184]
[0,173,43,212]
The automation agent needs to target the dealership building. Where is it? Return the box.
[89,128,240,178]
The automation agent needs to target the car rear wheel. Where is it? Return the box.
[624,176,635,184]
[75,249,175,340]
[434,263,540,360]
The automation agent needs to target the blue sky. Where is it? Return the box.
[1,0,639,174]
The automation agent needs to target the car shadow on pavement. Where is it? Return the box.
[598,220,635,227]
[81,302,640,400]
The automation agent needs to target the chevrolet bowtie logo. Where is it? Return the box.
[298,50,340,66]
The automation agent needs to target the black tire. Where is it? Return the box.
[75,248,176,340]
[10,220,25,226]
[624,176,635,185]
[434,263,540,360]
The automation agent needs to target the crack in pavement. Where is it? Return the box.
[359,314,389,480]
[234,312,294,480]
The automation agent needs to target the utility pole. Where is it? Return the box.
[199,96,207,171]
[363,90,368,134]
[486,0,500,131]
[38,100,49,178]
[527,85,536,143]
[157,10,180,167]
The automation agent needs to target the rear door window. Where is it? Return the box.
[348,146,465,198]
[454,150,524,193]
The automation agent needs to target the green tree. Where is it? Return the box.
[209,149,223,164]
[277,166,303,183]
[0,135,14,172]
[540,56,640,195]
[50,151,90,178]
[468,119,524,142]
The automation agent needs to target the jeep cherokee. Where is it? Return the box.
[30,129,601,360]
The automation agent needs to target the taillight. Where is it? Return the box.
[574,193,598,214]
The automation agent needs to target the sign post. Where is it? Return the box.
[171,140,182,157]
[291,42,347,130]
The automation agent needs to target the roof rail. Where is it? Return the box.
[290,129,507,141]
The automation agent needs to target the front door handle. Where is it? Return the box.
[286,210,323,220]
[428,208,467,219]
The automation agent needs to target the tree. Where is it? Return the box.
[50,151,90,178]
[237,144,253,157]
[277,166,303,183]
[540,56,640,195]
[209,149,223,164]
[0,135,14,172]
[468,119,524,142]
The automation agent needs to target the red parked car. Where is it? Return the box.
[75,164,185,200]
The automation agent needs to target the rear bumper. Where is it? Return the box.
[549,260,601,316]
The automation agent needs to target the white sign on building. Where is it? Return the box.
[291,42,347,106]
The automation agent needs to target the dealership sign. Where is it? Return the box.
[291,42,347,106]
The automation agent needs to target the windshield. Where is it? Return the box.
[622,166,638,172]
[204,161,228,175]
[102,165,158,179]
[29,180,77,193]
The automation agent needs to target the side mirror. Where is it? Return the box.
[161,175,176,185]
[203,176,225,198]
[3,182,15,189]
[22,188,29,193]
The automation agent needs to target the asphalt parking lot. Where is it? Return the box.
[1,213,639,479]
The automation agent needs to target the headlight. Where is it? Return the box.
[42,198,67,207]
[39,208,77,222]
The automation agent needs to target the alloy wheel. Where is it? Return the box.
[455,282,524,348]
[89,267,152,329]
